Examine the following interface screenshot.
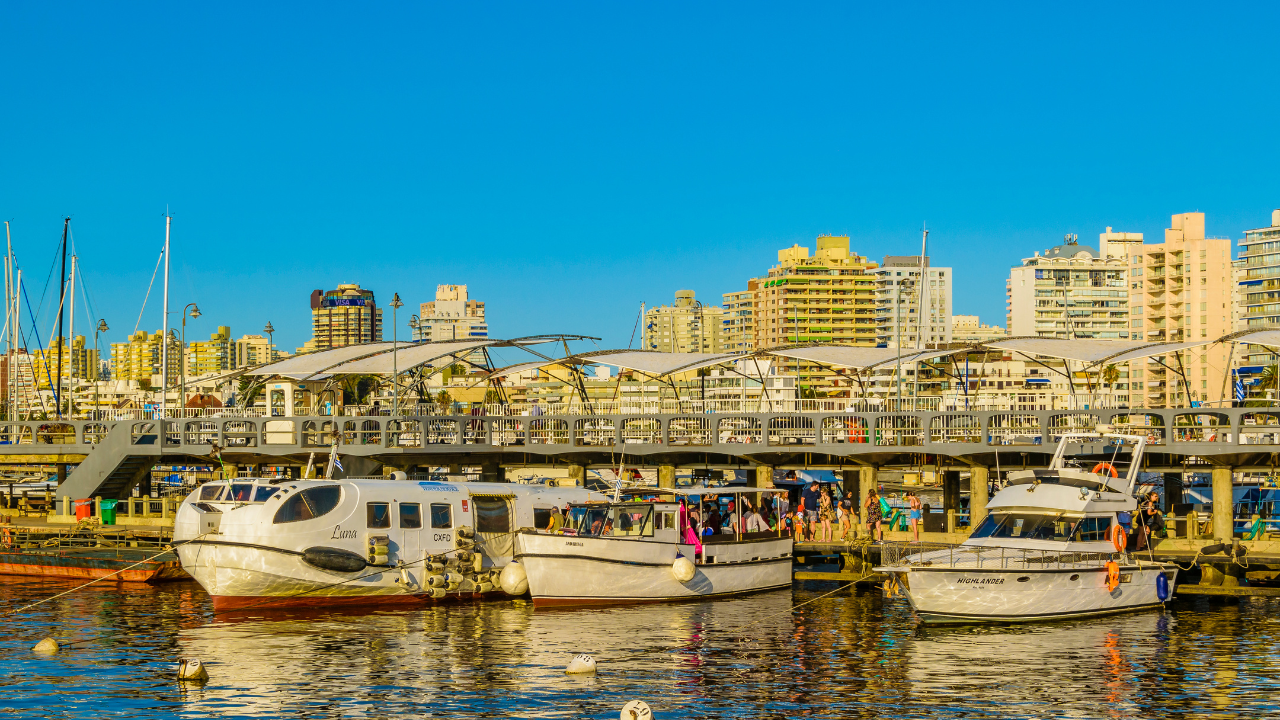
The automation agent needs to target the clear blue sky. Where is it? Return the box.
[2,3,1278,353]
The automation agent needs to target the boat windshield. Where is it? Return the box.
[969,512,1068,541]
[566,504,654,537]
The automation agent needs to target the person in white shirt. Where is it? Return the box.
[745,508,768,532]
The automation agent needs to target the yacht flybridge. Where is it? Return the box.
[876,432,1178,624]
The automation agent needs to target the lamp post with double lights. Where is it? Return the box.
[93,319,108,420]
[390,293,403,416]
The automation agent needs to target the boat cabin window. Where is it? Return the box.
[970,512,1066,541]
[533,507,553,530]
[430,503,452,529]
[272,485,343,524]
[1066,516,1111,542]
[400,502,422,529]
[229,484,255,502]
[609,505,654,537]
[367,502,391,529]
[473,496,511,533]
[253,486,280,502]
[199,484,226,501]
[657,510,677,530]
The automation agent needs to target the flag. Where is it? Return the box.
[334,453,344,472]
[1235,370,1246,403]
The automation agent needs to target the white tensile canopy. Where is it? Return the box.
[763,345,967,370]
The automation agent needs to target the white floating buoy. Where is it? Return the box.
[671,556,695,583]
[620,700,653,719]
[499,561,529,595]
[565,654,597,674]
[177,658,209,682]
[32,638,59,654]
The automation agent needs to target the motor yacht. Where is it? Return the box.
[509,487,793,606]
[173,474,600,609]
[876,432,1178,623]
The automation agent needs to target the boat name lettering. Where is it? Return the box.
[416,482,459,491]
[331,526,357,540]
[433,533,452,542]
[565,541,583,547]
[956,577,1004,585]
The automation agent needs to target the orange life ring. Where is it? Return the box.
[1105,561,1120,592]
[1111,525,1127,553]
[1092,462,1118,478]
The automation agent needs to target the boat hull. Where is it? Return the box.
[892,564,1177,624]
[0,549,186,583]
[517,532,793,607]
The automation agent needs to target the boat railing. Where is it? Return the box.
[878,542,1119,570]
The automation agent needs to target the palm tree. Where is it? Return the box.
[1102,364,1120,396]
[1261,365,1280,405]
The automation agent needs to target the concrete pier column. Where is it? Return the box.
[858,466,877,535]
[1212,466,1234,542]
[942,470,961,513]
[480,461,502,483]
[56,464,67,486]
[567,464,585,487]
[753,465,772,488]
[658,465,676,489]
[841,469,858,498]
[969,466,989,529]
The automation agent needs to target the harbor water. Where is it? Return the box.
[3,578,1279,719]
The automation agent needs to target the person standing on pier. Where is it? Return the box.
[839,491,854,540]
[801,482,821,540]
[865,488,884,543]
[908,492,922,542]
[818,489,834,542]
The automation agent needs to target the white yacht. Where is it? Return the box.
[173,474,600,610]
[509,488,793,606]
[876,432,1178,624]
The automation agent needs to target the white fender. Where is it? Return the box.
[672,556,696,583]
[620,700,653,719]
[565,654,596,674]
[500,561,529,595]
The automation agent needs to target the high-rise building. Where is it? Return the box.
[751,235,879,349]
[1124,212,1234,407]
[642,290,726,353]
[416,285,488,342]
[951,315,1007,344]
[110,330,180,388]
[310,284,382,350]
[29,336,99,391]
[187,326,234,377]
[1234,209,1280,382]
[873,256,952,348]
[1006,237,1130,339]
[236,334,287,367]
[721,284,756,354]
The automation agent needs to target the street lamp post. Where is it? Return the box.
[410,315,420,342]
[180,303,201,413]
[390,294,403,416]
[94,319,108,421]
[263,322,275,363]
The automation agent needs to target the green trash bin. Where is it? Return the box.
[100,499,118,526]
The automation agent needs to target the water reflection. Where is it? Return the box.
[3,578,1280,719]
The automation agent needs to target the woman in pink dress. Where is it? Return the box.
[678,498,703,557]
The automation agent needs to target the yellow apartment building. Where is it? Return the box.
[642,290,726,353]
[721,283,757,354]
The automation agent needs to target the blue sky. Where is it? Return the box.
[2,3,1278,353]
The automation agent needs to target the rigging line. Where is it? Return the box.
[26,236,62,331]
[627,303,642,349]
[134,247,165,335]
[20,283,59,418]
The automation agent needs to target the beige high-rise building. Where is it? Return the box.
[310,284,382,350]
[951,315,1007,344]
[873,256,953,348]
[1006,237,1130,339]
[642,290,726,353]
[1124,212,1233,407]
[722,283,757,353]
[417,284,488,342]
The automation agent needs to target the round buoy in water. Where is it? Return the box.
[620,700,653,719]
[565,654,596,674]
[500,561,529,595]
[671,556,695,583]
[32,638,59,654]
[177,658,209,682]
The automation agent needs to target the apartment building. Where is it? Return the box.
[872,256,952,348]
[110,330,181,387]
[722,283,756,354]
[1125,212,1234,407]
[951,315,1007,344]
[310,284,382,350]
[1236,209,1280,381]
[1006,238,1130,339]
[29,335,99,391]
[187,326,235,377]
[642,290,726,353]
[416,284,488,342]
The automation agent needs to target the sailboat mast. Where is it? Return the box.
[913,223,929,410]
[68,254,76,418]
[56,218,68,418]
[160,213,171,419]
[3,221,10,422]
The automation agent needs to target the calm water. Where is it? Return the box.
[2,578,1278,719]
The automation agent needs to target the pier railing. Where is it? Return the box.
[879,542,1119,570]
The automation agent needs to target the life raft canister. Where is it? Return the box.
[1105,561,1121,592]
[1092,462,1118,478]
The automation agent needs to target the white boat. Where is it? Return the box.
[173,474,600,610]
[876,432,1179,624]
[510,488,793,606]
